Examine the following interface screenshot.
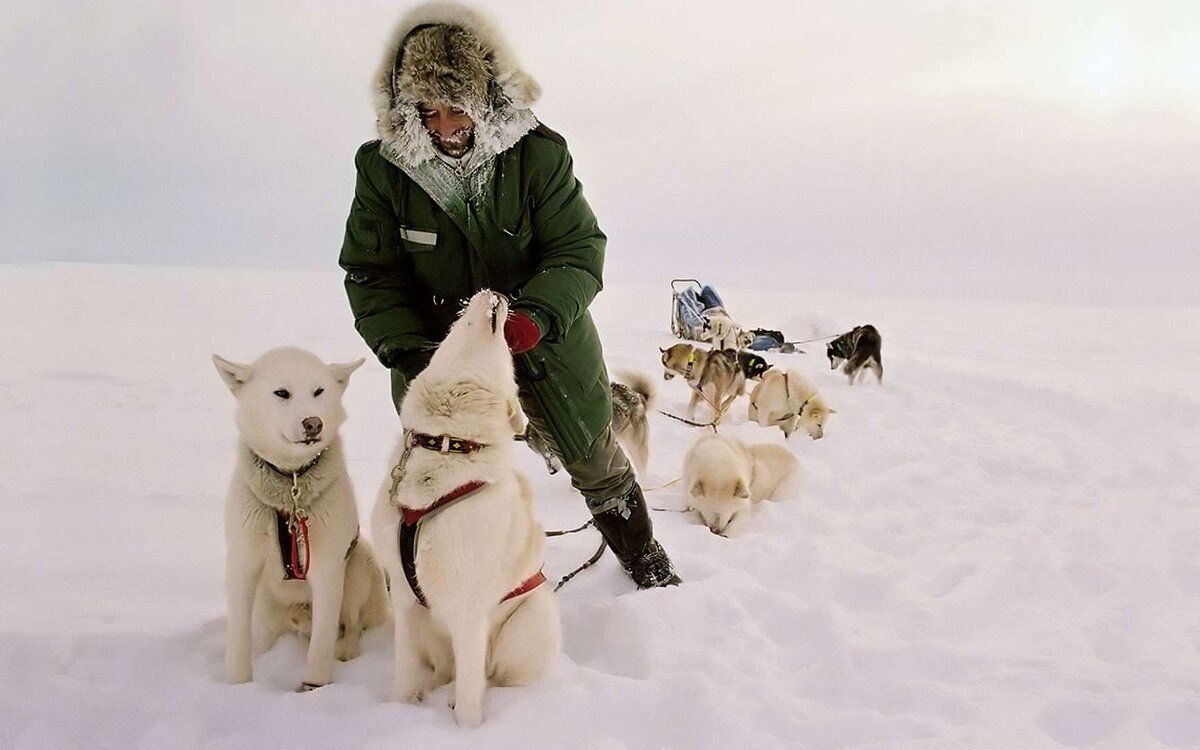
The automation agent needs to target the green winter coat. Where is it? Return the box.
[339,125,611,464]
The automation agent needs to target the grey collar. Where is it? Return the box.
[249,448,326,481]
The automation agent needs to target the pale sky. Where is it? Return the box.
[3,0,1197,303]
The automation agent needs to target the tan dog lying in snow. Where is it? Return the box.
[681,432,800,535]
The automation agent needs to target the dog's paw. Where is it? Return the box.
[287,603,313,634]
[392,685,425,704]
[454,702,484,729]
[225,663,252,684]
[335,638,361,662]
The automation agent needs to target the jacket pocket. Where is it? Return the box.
[501,203,533,247]
[399,225,438,253]
[513,348,594,464]
[343,214,380,257]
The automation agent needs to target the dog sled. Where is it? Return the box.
[669,279,802,353]
[670,279,724,341]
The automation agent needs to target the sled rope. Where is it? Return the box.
[543,520,604,592]
[553,538,607,592]
[691,384,735,425]
[544,518,595,537]
[658,410,719,431]
[642,476,682,493]
[783,332,840,346]
[639,477,688,510]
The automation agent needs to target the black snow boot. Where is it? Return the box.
[589,483,681,589]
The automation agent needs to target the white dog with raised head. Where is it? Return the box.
[682,433,800,536]
[372,290,561,728]
[214,347,388,691]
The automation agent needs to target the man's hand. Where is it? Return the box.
[504,310,541,355]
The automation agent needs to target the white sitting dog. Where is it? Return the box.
[214,347,388,691]
[372,290,561,728]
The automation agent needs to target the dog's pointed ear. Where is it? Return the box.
[212,354,252,393]
[507,397,526,435]
[330,358,366,387]
[690,480,704,498]
[734,480,750,499]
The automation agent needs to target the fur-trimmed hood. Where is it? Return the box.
[373,2,541,172]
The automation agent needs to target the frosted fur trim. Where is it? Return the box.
[373,1,541,173]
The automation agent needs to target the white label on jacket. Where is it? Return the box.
[399,227,438,245]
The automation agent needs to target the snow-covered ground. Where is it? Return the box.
[2,263,1197,749]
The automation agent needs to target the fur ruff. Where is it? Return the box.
[373,1,541,172]
[242,444,340,515]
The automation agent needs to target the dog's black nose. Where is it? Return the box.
[302,417,323,437]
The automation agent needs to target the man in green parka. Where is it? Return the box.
[339,2,680,588]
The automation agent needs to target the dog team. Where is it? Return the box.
[660,314,881,537]
[212,287,882,726]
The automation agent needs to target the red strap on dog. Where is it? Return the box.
[276,510,311,580]
[397,481,547,609]
[502,570,547,602]
[401,480,487,526]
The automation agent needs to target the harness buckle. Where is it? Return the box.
[387,431,416,506]
[288,472,303,530]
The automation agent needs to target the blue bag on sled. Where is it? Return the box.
[671,279,795,352]
[671,279,728,341]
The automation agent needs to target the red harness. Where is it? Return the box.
[401,480,487,525]
[276,509,311,580]
[398,481,547,608]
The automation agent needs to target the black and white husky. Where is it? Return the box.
[609,370,656,477]
[827,324,883,384]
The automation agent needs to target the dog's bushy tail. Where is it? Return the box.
[613,369,656,410]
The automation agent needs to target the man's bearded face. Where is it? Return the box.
[418,102,476,157]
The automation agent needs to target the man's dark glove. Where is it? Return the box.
[504,310,542,355]
[379,347,431,373]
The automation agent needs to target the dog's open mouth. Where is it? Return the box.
[488,294,507,335]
